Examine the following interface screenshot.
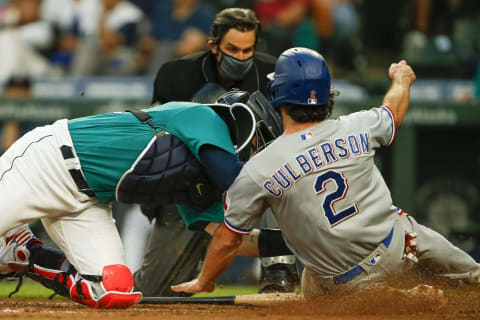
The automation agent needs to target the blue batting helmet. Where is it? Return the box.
[267,47,332,108]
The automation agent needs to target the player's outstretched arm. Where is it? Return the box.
[172,224,242,293]
[205,222,259,257]
[205,224,292,258]
[382,60,416,127]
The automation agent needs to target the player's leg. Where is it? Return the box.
[301,217,413,296]
[406,215,480,282]
[0,123,80,236]
[0,218,140,308]
[42,202,122,275]
[0,122,86,295]
[301,267,328,297]
[116,203,153,273]
[40,202,142,308]
[0,223,73,298]
[0,121,140,308]
[133,204,210,296]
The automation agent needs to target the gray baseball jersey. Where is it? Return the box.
[224,106,398,276]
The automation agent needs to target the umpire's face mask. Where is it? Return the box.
[218,49,254,81]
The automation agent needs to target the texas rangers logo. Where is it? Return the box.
[307,90,317,104]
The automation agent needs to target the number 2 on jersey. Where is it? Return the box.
[314,170,358,227]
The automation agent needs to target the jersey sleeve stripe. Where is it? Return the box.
[224,219,252,235]
[396,207,411,217]
[381,106,396,146]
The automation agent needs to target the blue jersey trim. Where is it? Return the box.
[224,218,252,235]
[380,106,396,146]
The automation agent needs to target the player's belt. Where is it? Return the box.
[60,145,95,197]
[333,228,394,285]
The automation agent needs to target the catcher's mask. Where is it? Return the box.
[208,102,256,162]
[214,90,283,161]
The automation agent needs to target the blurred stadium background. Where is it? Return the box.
[0,0,479,288]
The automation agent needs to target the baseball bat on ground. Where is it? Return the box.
[140,292,302,306]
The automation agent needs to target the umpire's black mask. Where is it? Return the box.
[218,48,254,81]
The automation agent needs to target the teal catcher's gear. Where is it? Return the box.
[68,102,238,203]
[68,101,256,230]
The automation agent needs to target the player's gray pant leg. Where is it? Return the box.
[302,217,412,296]
[302,214,480,297]
[408,215,480,282]
[133,205,210,296]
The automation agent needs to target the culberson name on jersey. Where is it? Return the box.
[263,132,370,197]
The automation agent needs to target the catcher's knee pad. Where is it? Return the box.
[69,264,142,309]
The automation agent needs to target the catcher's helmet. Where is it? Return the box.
[267,47,332,108]
[213,90,283,161]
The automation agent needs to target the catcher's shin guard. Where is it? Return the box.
[26,264,73,297]
[70,264,142,308]
[0,225,75,298]
[29,264,142,308]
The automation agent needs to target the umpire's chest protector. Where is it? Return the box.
[115,132,221,208]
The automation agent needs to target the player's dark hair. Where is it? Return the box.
[208,8,260,45]
[283,98,334,123]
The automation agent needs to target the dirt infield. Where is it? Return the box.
[1,277,480,320]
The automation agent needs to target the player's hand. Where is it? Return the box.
[171,278,215,294]
[388,60,416,87]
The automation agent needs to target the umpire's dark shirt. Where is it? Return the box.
[151,50,277,104]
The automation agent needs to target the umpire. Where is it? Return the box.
[134,8,298,296]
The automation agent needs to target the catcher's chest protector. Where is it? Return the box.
[116,133,221,207]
